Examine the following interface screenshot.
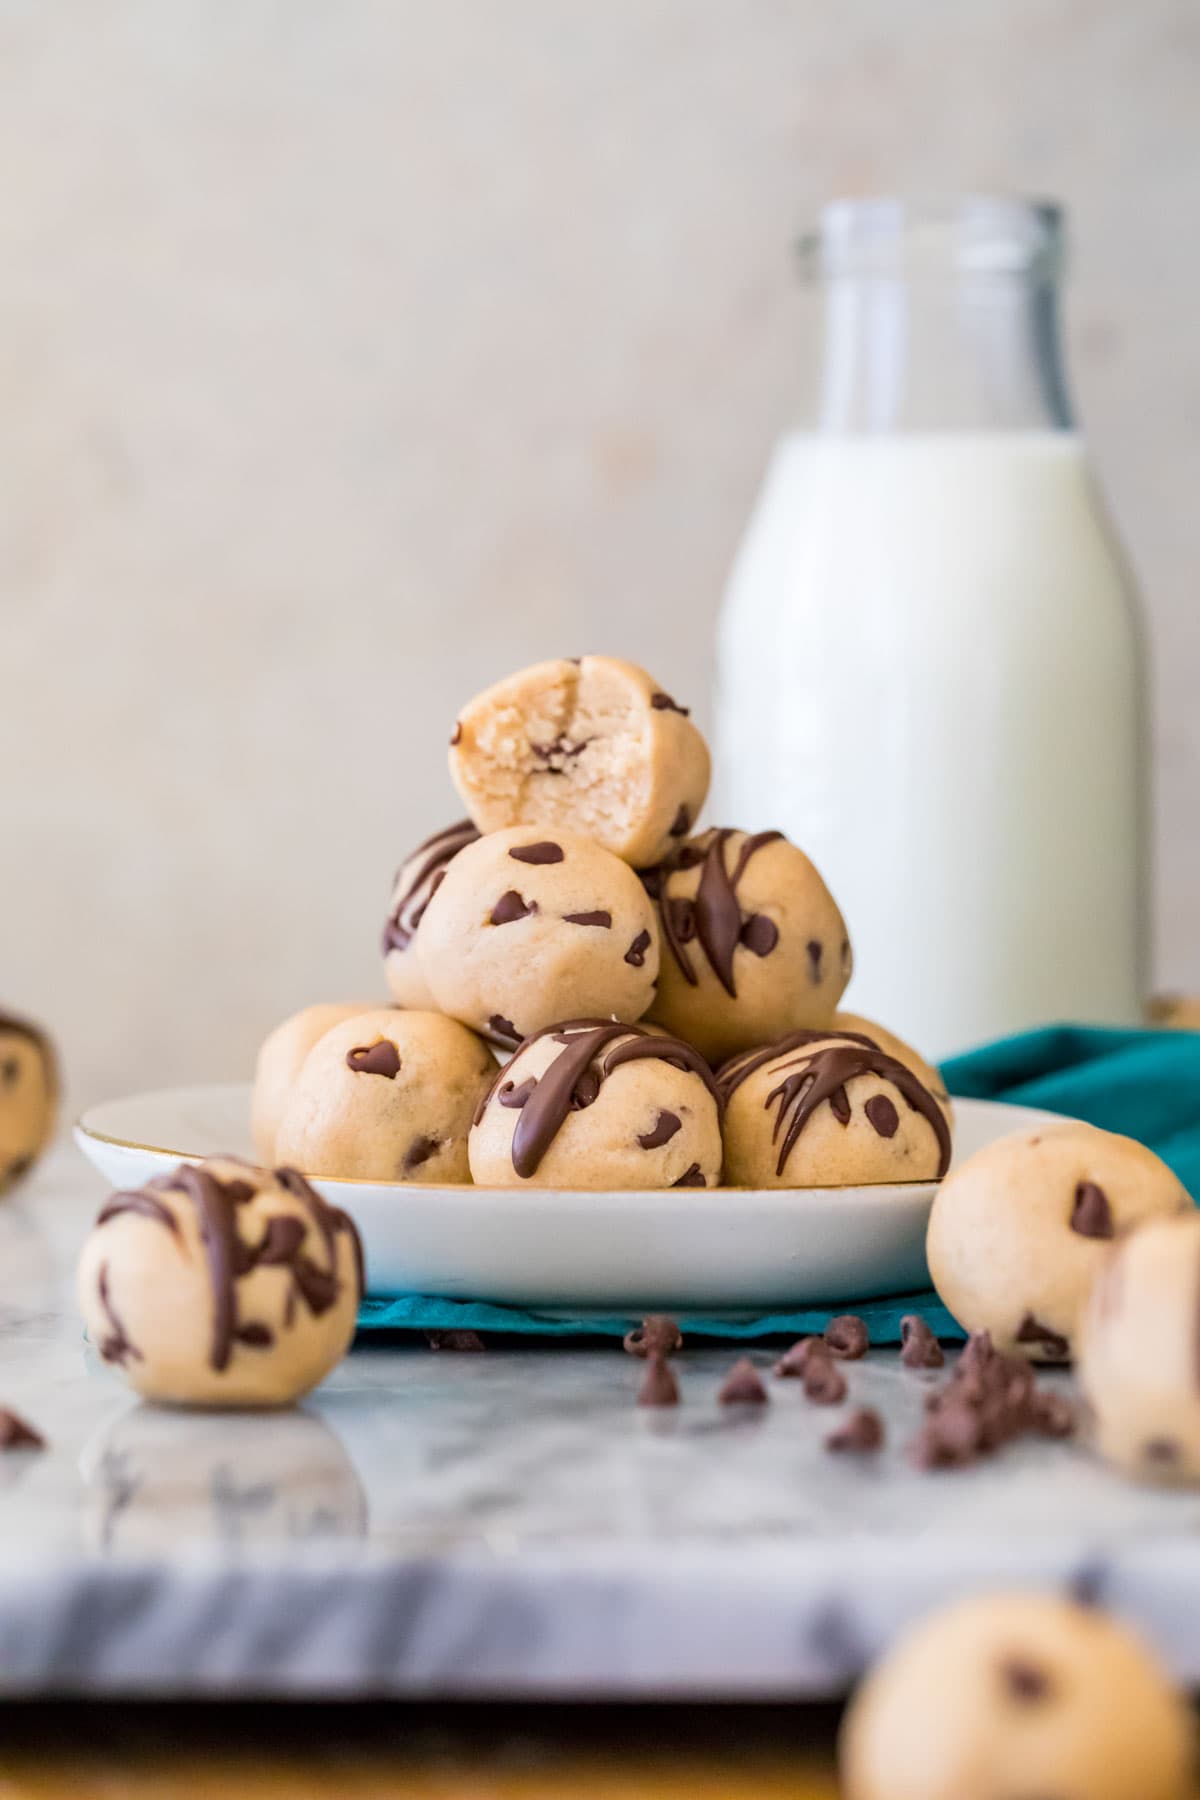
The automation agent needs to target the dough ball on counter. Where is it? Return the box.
[275,1008,494,1182]
[927,1121,1189,1363]
[0,1010,57,1193]
[76,1157,363,1408]
[840,1591,1192,1800]
[252,1002,383,1163]
[448,655,711,868]
[1080,1213,1200,1484]
[381,819,480,1007]
[718,1031,951,1189]
[469,1018,722,1190]
[644,828,851,1064]
[416,827,659,1049]
[832,1010,952,1115]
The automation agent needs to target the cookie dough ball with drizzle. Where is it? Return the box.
[718,1032,952,1189]
[381,819,480,1007]
[417,827,659,1050]
[1080,1213,1200,1482]
[840,1591,1192,1800]
[275,1008,495,1182]
[76,1158,363,1408]
[644,828,851,1065]
[252,1001,384,1163]
[928,1121,1189,1364]
[469,1019,723,1190]
[0,1009,57,1193]
[449,656,711,868]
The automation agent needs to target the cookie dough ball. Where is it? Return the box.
[645,829,851,1064]
[718,1032,951,1189]
[470,1019,722,1190]
[1080,1213,1200,1483]
[76,1158,363,1408]
[0,1009,57,1193]
[417,827,659,1049]
[928,1122,1189,1363]
[252,1002,382,1162]
[840,1591,1191,1800]
[449,655,711,868]
[834,1011,952,1114]
[276,1008,494,1182]
[381,819,480,1007]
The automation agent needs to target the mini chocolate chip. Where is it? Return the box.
[346,1040,401,1078]
[900,1314,945,1369]
[563,910,612,928]
[450,721,463,745]
[774,1337,821,1378]
[623,1316,683,1358]
[739,914,779,957]
[487,1015,520,1045]
[1070,1179,1114,1240]
[718,1358,768,1405]
[803,1351,848,1405]
[638,1110,681,1150]
[637,1354,680,1407]
[671,1163,706,1188]
[236,1322,274,1349]
[669,805,690,837]
[806,939,822,982]
[498,1077,537,1109]
[490,889,537,925]
[824,1315,869,1360]
[826,1407,884,1453]
[403,1135,438,1171]
[864,1094,900,1138]
[426,1329,486,1352]
[509,841,563,865]
[651,690,690,716]
[624,929,652,968]
[1016,1314,1070,1361]
[0,1408,44,1450]
[1002,1657,1052,1702]
[1031,1390,1076,1438]
[0,1057,18,1087]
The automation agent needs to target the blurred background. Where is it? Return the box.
[1,0,1196,1101]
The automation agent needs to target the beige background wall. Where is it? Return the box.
[1,0,1197,1102]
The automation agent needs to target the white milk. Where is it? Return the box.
[712,430,1146,1059]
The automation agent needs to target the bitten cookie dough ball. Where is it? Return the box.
[840,1591,1192,1800]
[381,819,480,1007]
[1080,1213,1200,1483]
[470,1019,722,1190]
[644,829,851,1064]
[417,827,659,1048]
[927,1122,1189,1363]
[275,1008,494,1182]
[718,1032,951,1189]
[449,655,711,867]
[0,1010,57,1193]
[76,1158,363,1408]
[252,1002,382,1162]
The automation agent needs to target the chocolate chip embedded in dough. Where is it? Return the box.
[739,914,779,957]
[899,1314,945,1369]
[671,1163,706,1188]
[806,939,822,982]
[669,805,690,837]
[1001,1657,1053,1702]
[624,929,652,968]
[826,1407,884,1453]
[1015,1313,1071,1361]
[623,1315,683,1358]
[0,1057,17,1087]
[508,841,564,865]
[637,1354,680,1407]
[824,1314,869,1360]
[650,690,690,716]
[345,1041,401,1079]
[490,890,537,926]
[1144,1437,1181,1466]
[637,1110,681,1151]
[1070,1179,1114,1240]
[864,1094,900,1139]
[717,1358,768,1405]
[450,721,463,746]
[563,910,612,928]
[403,1135,439,1172]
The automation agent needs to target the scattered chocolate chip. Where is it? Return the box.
[739,914,779,957]
[774,1337,822,1378]
[637,1354,680,1407]
[864,1094,899,1139]
[490,889,537,925]
[671,1163,706,1188]
[637,1110,681,1151]
[0,1408,44,1450]
[624,928,652,968]
[1031,1389,1076,1439]
[806,939,823,982]
[623,1315,683,1359]
[824,1315,869,1360]
[345,1040,401,1078]
[1002,1657,1052,1702]
[651,691,690,716]
[508,841,564,865]
[718,1358,769,1405]
[1070,1179,1114,1240]
[669,805,690,837]
[909,1330,1069,1470]
[498,1077,537,1109]
[826,1407,884,1453]
[802,1350,848,1405]
[450,721,463,746]
[403,1135,439,1171]
[426,1329,486,1352]
[563,910,612,928]
[1015,1314,1071,1361]
[900,1314,945,1370]
[487,1015,521,1046]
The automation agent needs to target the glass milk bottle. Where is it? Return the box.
[712,197,1147,1060]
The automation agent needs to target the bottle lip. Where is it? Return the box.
[797,195,1066,282]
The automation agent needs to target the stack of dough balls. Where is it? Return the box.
[251,652,956,1192]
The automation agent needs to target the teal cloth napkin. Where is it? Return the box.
[355,1024,1200,1345]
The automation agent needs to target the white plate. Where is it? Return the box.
[74,1084,1058,1312]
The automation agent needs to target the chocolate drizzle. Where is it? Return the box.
[651,691,690,716]
[624,928,652,967]
[563,910,611,929]
[650,830,783,994]
[97,1262,142,1367]
[717,1033,952,1180]
[381,820,479,956]
[96,1190,181,1237]
[477,1020,720,1179]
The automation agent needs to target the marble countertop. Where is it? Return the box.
[5,1143,1200,1699]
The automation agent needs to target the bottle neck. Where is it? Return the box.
[816,269,1073,434]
